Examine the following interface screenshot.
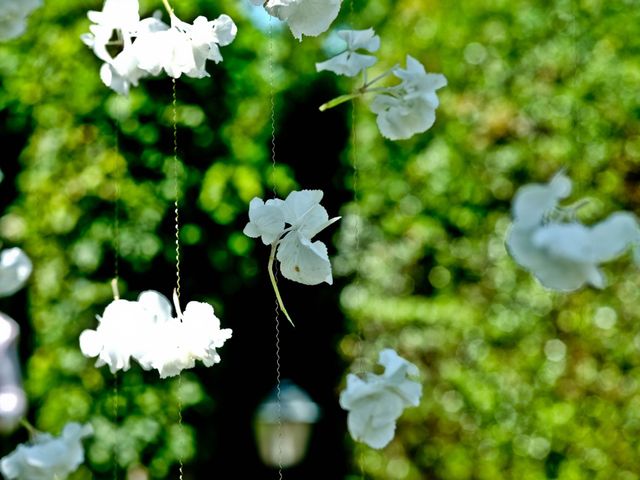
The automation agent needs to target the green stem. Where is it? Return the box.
[363,64,399,88]
[161,0,174,16]
[319,93,362,112]
[20,418,38,438]
[268,243,295,327]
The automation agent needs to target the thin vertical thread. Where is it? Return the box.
[172,79,181,303]
[178,376,184,480]
[349,2,366,479]
[171,77,183,480]
[113,132,120,291]
[112,372,118,480]
[572,0,579,161]
[112,109,121,480]
[268,14,283,480]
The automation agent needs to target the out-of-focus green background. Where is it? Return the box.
[2,0,640,478]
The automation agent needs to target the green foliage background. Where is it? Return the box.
[1,0,640,479]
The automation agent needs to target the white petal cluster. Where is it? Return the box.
[243,190,340,285]
[82,0,237,94]
[317,30,447,141]
[506,172,640,291]
[370,55,447,140]
[79,290,231,378]
[0,248,32,298]
[339,349,422,449]
[0,0,42,41]
[0,422,93,480]
[316,28,380,77]
[251,0,342,41]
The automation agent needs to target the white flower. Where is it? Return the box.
[0,248,32,298]
[243,190,340,325]
[277,230,333,285]
[99,46,150,95]
[179,302,233,367]
[0,422,93,480]
[81,0,141,62]
[0,0,42,41]
[80,290,232,378]
[79,298,151,373]
[370,55,447,140]
[316,28,380,77]
[135,13,237,79]
[506,173,640,291]
[511,171,572,228]
[339,349,422,449]
[243,198,286,245]
[254,0,342,41]
[244,189,340,286]
[81,0,152,94]
[144,298,232,378]
[82,3,237,91]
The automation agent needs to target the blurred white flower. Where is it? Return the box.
[506,173,640,291]
[81,0,151,94]
[80,290,231,378]
[82,2,237,92]
[316,28,380,77]
[0,422,93,480]
[135,13,237,79]
[253,0,342,40]
[142,296,232,378]
[0,248,32,298]
[370,55,447,140]
[340,349,422,449]
[0,0,42,41]
[79,298,151,373]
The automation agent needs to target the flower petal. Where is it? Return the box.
[276,232,333,285]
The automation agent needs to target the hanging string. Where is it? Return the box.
[346,1,366,479]
[268,13,284,480]
[171,77,184,480]
[172,79,182,304]
[112,372,119,480]
[111,104,122,480]
[572,0,580,161]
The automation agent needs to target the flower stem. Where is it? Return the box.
[319,93,362,112]
[20,418,38,438]
[268,243,294,327]
[111,278,120,300]
[173,289,184,320]
[363,64,399,88]
[161,0,174,16]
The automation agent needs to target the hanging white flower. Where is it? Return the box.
[0,0,42,41]
[0,422,93,480]
[0,248,33,298]
[370,55,447,140]
[81,0,151,94]
[316,28,380,77]
[243,198,286,245]
[141,293,233,379]
[243,189,340,325]
[135,13,237,79]
[339,349,422,449]
[82,1,237,92]
[506,173,640,291]
[80,290,232,378]
[79,298,152,373]
[252,0,342,41]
